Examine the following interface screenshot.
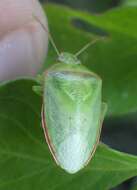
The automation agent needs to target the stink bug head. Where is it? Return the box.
[33,15,107,174]
[58,52,81,65]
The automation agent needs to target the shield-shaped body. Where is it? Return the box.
[42,59,104,174]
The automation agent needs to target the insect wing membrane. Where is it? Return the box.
[43,70,102,174]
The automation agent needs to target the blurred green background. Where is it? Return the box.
[41,0,122,13]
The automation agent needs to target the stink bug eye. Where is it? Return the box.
[33,15,107,174]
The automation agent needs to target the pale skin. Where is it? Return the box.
[0,0,48,81]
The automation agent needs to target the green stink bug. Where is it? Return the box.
[33,16,107,174]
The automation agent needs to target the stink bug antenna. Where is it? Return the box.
[33,15,60,56]
[75,37,105,57]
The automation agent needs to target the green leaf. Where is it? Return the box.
[132,185,137,190]
[123,0,137,7]
[132,184,137,190]
[0,79,137,189]
[44,3,137,116]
